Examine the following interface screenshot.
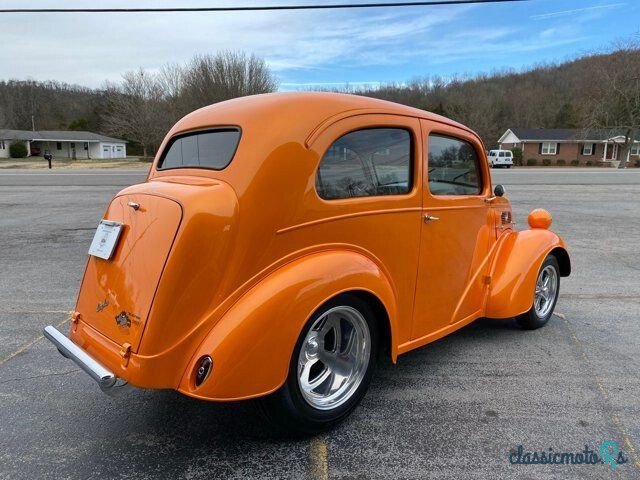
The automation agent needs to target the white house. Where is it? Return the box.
[0,129,127,159]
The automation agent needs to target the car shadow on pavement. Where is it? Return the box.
[64,316,552,478]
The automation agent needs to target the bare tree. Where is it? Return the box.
[101,69,168,157]
[157,62,186,121]
[179,51,278,111]
[583,37,640,168]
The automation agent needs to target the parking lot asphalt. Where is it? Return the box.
[0,167,638,479]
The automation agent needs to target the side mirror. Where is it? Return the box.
[494,184,505,197]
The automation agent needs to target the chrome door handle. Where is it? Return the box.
[424,213,440,223]
[484,196,496,203]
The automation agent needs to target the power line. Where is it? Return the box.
[0,0,529,14]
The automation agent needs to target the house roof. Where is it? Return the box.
[502,128,631,143]
[0,129,126,143]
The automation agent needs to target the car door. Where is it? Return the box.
[410,120,495,344]
[305,114,423,347]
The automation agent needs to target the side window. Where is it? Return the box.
[427,134,482,196]
[316,128,412,200]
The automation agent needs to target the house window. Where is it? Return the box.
[631,144,640,156]
[541,142,558,155]
[56,142,62,150]
[582,143,593,155]
[84,142,89,150]
[0,140,5,149]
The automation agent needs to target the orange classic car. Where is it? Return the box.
[45,92,570,433]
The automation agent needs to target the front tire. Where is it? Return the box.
[516,255,560,330]
[258,294,378,435]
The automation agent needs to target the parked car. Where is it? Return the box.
[488,149,514,168]
[44,93,570,434]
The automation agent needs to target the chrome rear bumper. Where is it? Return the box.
[43,325,118,391]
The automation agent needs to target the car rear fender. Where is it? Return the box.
[177,249,398,401]
[485,229,570,319]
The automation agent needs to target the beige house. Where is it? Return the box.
[498,128,640,166]
[0,129,127,159]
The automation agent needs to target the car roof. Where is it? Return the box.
[168,92,476,144]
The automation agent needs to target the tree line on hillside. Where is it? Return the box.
[0,80,102,132]
[350,39,640,166]
[0,41,638,165]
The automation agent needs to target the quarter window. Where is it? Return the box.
[427,134,482,196]
[541,142,558,155]
[316,128,412,200]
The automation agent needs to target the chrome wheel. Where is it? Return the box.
[534,265,558,318]
[297,306,371,411]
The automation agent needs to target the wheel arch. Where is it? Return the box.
[176,249,399,402]
[485,229,569,319]
[550,246,571,277]
[345,289,393,364]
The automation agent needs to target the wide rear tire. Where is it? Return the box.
[258,294,378,435]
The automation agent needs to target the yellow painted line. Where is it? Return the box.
[563,317,640,470]
[0,316,69,366]
[309,435,329,480]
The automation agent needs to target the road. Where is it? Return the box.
[2,167,640,186]
[0,168,638,479]
[0,168,148,186]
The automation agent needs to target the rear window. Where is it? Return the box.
[158,128,241,170]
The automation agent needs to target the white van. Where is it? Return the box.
[487,150,514,168]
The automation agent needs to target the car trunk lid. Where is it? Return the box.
[75,193,182,352]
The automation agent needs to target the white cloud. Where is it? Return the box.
[0,0,626,89]
[0,0,474,86]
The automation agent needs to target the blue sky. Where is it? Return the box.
[0,0,638,89]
